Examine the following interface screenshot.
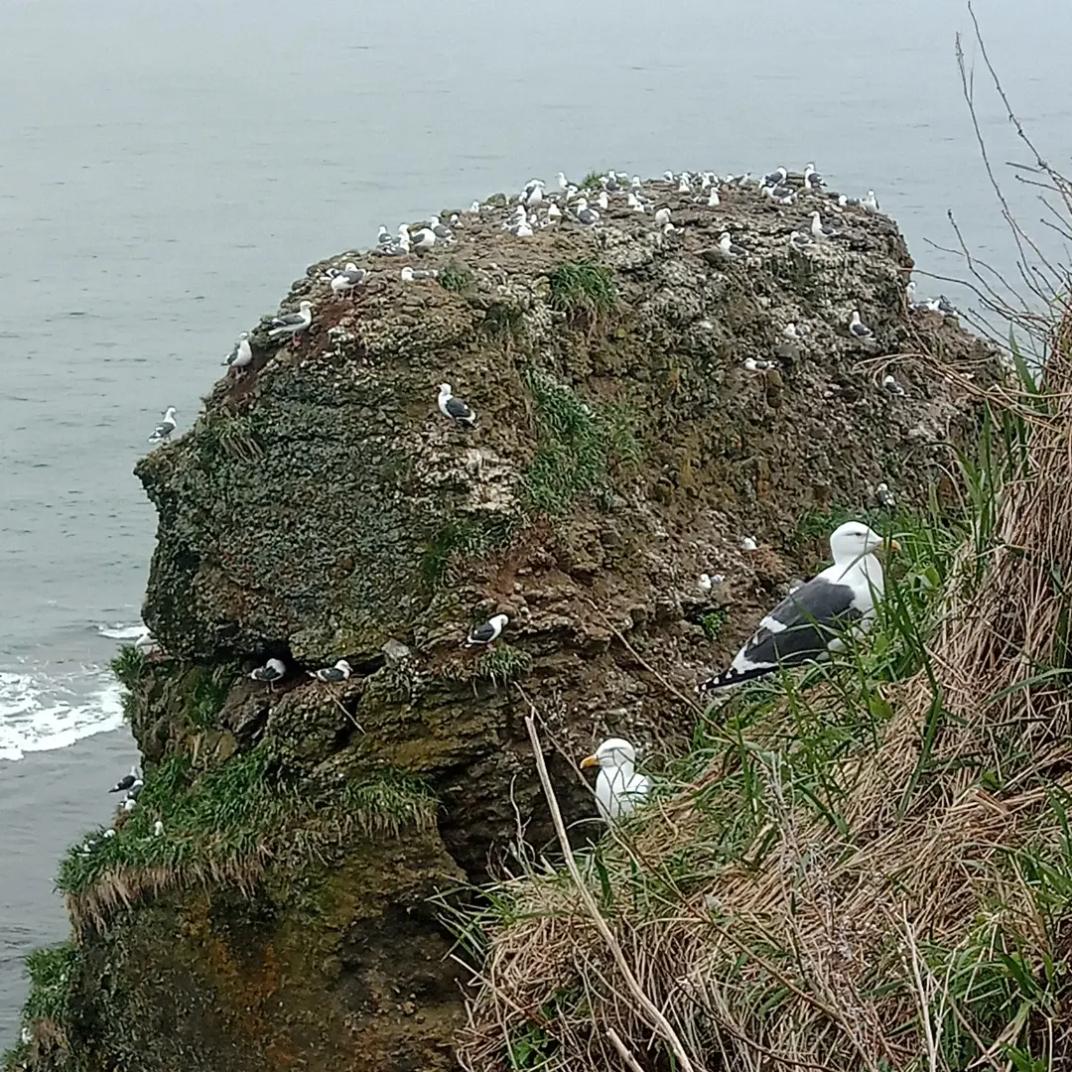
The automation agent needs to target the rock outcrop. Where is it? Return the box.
[8,176,1001,1072]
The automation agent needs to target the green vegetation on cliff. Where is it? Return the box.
[56,750,436,933]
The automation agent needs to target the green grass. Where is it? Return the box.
[483,301,525,342]
[419,515,517,592]
[110,645,147,691]
[56,750,437,929]
[476,644,533,687]
[439,260,475,293]
[21,944,77,1026]
[580,169,605,189]
[185,664,233,729]
[520,369,641,517]
[700,609,727,641]
[547,262,616,319]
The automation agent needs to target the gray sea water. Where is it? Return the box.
[2,0,1069,1045]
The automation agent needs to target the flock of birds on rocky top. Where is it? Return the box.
[126,163,944,827]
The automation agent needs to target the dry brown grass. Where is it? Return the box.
[458,317,1072,1070]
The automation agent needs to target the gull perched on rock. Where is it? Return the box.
[547,202,562,223]
[849,310,874,340]
[328,263,367,300]
[148,407,177,444]
[574,199,600,225]
[410,226,437,253]
[762,165,788,187]
[437,383,477,428]
[809,211,839,240]
[654,207,672,227]
[250,658,287,688]
[789,230,814,251]
[707,187,721,207]
[882,373,906,396]
[698,521,899,692]
[803,163,824,190]
[429,215,452,239]
[718,232,747,259]
[268,301,313,340]
[464,613,508,648]
[401,266,439,282]
[307,659,353,683]
[224,332,252,372]
[109,766,140,794]
[580,738,652,823]
[862,190,880,211]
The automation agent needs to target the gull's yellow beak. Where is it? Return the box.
[887,538,902,553]
[580,754,599,770]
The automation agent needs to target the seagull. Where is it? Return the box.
[123,797,137,813]
[464,612,508,648]
[698,522,900,692]
[789,230,813,251]
[596,190,609,210]
[224,332,253,371]
[876,481,896,508]
[109,766,139,794]
[882,373,905,396]
[250,658,287,687]
[849,310,874,340]
[429,215,452,238]
[153,820,164,837]
[574,199,600,225]
[698,573,714,593]
[762,166,788,187]
[782,322,800,339]
[401,266,439,282]
[437,383,477,428]
[329,263,367,300]
[268,300,313,340]
[464,200,481,214]
[627,191,645,212]
[862,190,880,212]
[809,211,839,240]
[718,232,747,259]
[931,295,957,316]
[580,738,652,823]
[803,163,824,190]
[410,227,437,253]
[740,536,758,551]
[707,188,720,207]
[743,358,772,373]
[654,207,672,227]
[555,171,569,192]
[148,407,177,444]
[547,202,562,223]
[376,225,392,247]
[307,659,353,683]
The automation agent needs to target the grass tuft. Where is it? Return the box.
[547,262,616,320]
[419,515,517,593]
[700,608,727,641]
[110,645,147,691]
[580,169,605,189]
[476,644,533,687]
[439,260,475,293]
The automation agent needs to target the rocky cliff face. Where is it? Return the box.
[8,176,1000,1072]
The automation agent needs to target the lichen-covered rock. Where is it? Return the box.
[11,178,1001,1072]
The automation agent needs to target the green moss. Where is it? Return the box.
[580,169,605,189]
[700,609,727,641]
[520,369,640,517]
[547,262,616,319]
[476,644,533,686]
[439,260,474,293]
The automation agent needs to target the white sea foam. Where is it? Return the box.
[96,622,145,641]
[0,671,124,762]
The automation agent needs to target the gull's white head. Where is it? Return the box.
[335,659,352,674]
[344,262,358,271]
[164,406,177,420]
[580,737,638,771]
[829,521,898,563]
[401,266,415,282]
[804,162,815,173]
[299,300,313,312]
[438,383,453,397]
[489,613,509,630]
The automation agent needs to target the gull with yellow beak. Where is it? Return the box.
[580,738,652,823]
[698,521,900,692]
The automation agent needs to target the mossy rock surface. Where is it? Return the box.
[10,178,1003,1071]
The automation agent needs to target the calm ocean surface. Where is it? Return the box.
[1,0,1069,1043]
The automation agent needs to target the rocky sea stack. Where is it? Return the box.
[8,176,1000,1072]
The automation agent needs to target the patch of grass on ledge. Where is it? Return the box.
[57,751,437,933]
[476,644,533,687]
[419,513,518,593]
[521,369,641,517]
[5,943,80,1069]
[439,260,475,293]
[547,262,616,319]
